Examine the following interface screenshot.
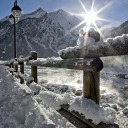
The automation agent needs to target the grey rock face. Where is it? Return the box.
[0,8,83,60]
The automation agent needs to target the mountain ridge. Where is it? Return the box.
[0,8,84,60]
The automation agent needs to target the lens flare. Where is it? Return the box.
[83,11,98,24]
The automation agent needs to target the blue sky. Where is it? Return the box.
[0,0,128,27]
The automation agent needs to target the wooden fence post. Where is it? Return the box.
[11,63,13,68]
[83,71,100,104]
[15,59,18,72]
[15,65,18,72]
[31,51,37,83]
[9,64,11,68]
[20,60,24,84]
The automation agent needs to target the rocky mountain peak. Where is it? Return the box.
[0,8,84,60]
[20,7,47,20]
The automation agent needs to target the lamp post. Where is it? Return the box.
[2,49,5,61]
[9,0,22,58]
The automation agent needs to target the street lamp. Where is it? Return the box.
[2,49,5,60]
[9,0,22,58]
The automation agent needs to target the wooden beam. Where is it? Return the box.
[26,58,103,72]
[57,108,92,128]
[59,40,128,59]
[83,71,100,104]
[61,104,119,128]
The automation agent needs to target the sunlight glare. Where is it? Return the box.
[84,11,98,24]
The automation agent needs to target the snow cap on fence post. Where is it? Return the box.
[31,51,38,83]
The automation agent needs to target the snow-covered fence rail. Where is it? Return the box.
[59,34,128,59]
[1,51,120,128]
[26,57,103,72]
[26,52,103,105]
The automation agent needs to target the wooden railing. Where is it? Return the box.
[1,51,119,128]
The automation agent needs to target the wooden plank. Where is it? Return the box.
[57,108,92,128]
[59,40,128,59]
[61,104,119,128]
[83,71,100,104]
[31,52,38,83]
[26,58,103,72]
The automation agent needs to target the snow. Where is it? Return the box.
[39,91,68,110]
[29,82,42,93]
[26,57,63,66]
[0,8,46,22]
[17,56,31,62]
[106,34,128,44]
[13,61,19,65]
[68,97,116,125]
[12,71,34,83]
[48,9,81,32]
[1,54,128,127]
[24,35,33,51]
[7,68,16,72]
[58,27,128,57]
[39,90,116,125]
[0,65,56,128]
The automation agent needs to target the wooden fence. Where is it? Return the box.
[1,51,119,128]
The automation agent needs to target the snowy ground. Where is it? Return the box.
[0,59,128,127]
[24,63,128,127]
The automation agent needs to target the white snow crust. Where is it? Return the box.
[39,91,116,125]
[29,82,42,93]
[0,65,56,128]
[58,27,128,57]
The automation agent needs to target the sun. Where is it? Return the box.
[84,11,98,24]
[57,0,114,43]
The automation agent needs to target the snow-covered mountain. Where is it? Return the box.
[100,26,115,39]
[0,8,83,60]
[105,21,128,39]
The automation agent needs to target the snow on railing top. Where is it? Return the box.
[0,59,15,65]
[17,56,33,63]
[13,71,34,83]
[7,67,16,72]
[58,32,128,59]
[26,57,103,72]
[39,91,116,125]
[0,56,33,65]
[26,57,95,66]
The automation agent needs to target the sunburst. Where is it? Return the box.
[56,0,115,44]
[76,0,116,38]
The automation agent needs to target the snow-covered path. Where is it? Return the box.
[0,65,56,128]
[0,65,76,128]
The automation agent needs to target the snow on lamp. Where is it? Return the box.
[9,14,19,24]
[11,0,22,17]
